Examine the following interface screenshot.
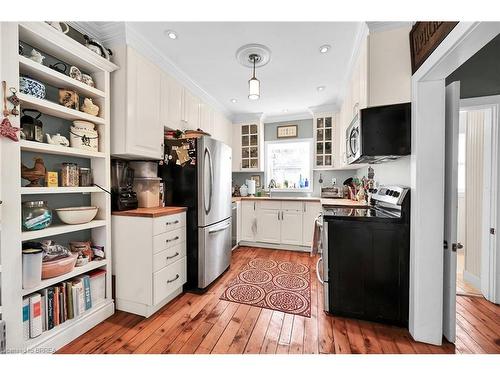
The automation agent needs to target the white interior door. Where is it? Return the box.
[443,81,460,343]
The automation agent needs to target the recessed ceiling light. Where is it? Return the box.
[230,98,238,103]
[319,44,331,54]
[165,30,178,40]
[317,86,326,92]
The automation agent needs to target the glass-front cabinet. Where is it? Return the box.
[241,124,259,169]
[314,114,335,168]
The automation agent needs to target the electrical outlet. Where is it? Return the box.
[331,177,337,185]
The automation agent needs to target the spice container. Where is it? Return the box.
[60,163,79,187]
[79,167,93,187]
[22,201,52,231]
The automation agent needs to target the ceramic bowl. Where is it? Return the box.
[19,76,46,99]
[41,252,78,279]
[55,206,98,225]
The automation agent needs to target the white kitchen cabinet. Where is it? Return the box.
[232,122,263,172]
[240,200,257,241]
[199,101,215,136]
[314,113,336,169]
[302,202,322,247]
[111,46,164,159]
[182,88,200,130]
[257,208,282,244]
[281,210,303,246]
[162,72,183,130]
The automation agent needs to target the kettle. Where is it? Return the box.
[21,109,43,142]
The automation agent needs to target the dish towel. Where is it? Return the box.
[311,216,322,256]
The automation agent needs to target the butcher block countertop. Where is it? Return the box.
[112,206,187,218]
[232,196,368,207]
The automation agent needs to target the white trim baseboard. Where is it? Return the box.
[238,241,311,253]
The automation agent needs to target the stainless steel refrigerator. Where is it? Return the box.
[160,136,232,291]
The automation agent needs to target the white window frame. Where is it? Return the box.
[264,138,314,193]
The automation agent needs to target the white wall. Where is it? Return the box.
[356,156,411,187]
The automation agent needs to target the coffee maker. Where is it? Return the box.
[111,160,138,211]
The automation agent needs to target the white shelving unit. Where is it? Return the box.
[0,22,118,352]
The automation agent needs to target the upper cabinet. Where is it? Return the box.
[336,25,411,169]
[162,72,183,130]
[111,46,164,160]
[314,113,336,169]
[232,122,264,172]
[182,89,200,130]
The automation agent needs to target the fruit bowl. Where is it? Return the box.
[55,206,98,225]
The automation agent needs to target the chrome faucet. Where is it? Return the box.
[268,179,277,198]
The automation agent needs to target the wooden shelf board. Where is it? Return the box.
[21,220,107,241]
[19,56,106,99]
[24,299,114,350]
[22,259,108,296]
[19,22,118,74]
[20,140,106,159]
[18,93,105,125]
[21,186,103,195]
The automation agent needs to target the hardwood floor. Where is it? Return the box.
[58,247,500,354]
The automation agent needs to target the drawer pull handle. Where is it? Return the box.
[166,252,180,260]
[166,220,179,226]
[167,274,180,283]
[166,236,179,243]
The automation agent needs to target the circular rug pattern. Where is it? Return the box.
[239,268,272,285]
[265,290,309,315]
[249,258,278,270]
[272,273,308,291]
[278,261,309,275]
[225,284,265,304]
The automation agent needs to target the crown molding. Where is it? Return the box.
[262,112,312,124]
[232,112,264,124]
[366,22,413,33]
[308,104,339,116]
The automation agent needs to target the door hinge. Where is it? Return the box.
[443,240,448,249]
[490,228,495,235]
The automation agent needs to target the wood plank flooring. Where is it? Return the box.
[58,247,500,354]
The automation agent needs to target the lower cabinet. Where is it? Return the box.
[112,211,187,317]
[240,200,257,242]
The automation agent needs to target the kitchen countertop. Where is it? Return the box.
[112,206,187,218]
[232,196,368,207]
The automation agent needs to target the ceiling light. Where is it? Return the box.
[248,54,260,101]
[319,44,331,54]
[230,98,238,103]
[165,30,177,40]
[317,86,326,92]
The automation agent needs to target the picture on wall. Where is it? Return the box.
[277,125,298,138]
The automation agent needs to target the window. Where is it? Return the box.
[265,139,313,191]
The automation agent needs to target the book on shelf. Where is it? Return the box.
[22,272,105,340]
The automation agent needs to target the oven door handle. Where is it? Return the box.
[316,257,324,284]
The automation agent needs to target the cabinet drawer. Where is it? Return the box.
[153,242,187,272]
[258,200,281,210]
[282,201,303,211]
[153,228,185,254]
[153,212,186,235]
[153,257,186,305]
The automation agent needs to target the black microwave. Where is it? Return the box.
[346,102,411,164]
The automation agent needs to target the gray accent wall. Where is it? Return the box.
[264,118,314,141]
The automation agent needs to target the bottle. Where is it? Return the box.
[299,174,303,188]
[304,178,309,188]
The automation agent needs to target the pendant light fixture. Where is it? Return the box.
[248,54,260,100]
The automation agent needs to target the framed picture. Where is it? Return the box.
[251,175,261,188]
[277,125,298,138]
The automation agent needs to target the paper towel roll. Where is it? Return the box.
[246,179,256,196]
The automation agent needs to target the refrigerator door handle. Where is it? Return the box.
[316,257,324,284]
[204,146,214,215]
[209,224,231,234]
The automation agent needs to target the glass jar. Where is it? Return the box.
[61,163,79,187]
[22,201,52,231]
[79,167,93,187]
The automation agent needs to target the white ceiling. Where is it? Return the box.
[128,22,363,119]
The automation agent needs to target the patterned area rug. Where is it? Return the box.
[220,258,311,317]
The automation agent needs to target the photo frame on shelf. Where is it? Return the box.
[277,124,298,138]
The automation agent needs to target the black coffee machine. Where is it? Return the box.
[111,160,138,211]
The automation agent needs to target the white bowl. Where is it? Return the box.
[55,206,98,225]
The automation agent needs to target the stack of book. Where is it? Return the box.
[23,274,93,340]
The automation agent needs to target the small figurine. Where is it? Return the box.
[69,66,82,81]
[21,157,47,187]
[46,133,69,147]
[29,49,45,64]
[81,98,99,116]
[81,74,95,87]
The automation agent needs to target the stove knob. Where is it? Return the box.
[385,190,391,195]
[393,191,400,198]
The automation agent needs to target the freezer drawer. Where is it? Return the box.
[198,217,232,288]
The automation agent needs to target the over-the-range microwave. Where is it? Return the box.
[346,102,411,164]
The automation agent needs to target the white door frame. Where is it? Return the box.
[460,95,500,304]
[410,22,500,345]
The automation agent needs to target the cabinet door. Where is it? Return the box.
[240,201,256,241]
[128,48,163,159]
[232,124,242,171]
[240,124,259,170]
[162,73,183,130]
[302,202,322,246]
[314,115,334,168]
[183,89,200,130]
[200,102,214,136]
[256,208,281,244]
[281,209,303,246]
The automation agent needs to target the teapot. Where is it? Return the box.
[46,133,69,147]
